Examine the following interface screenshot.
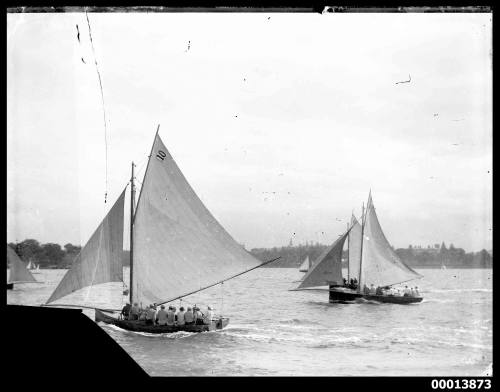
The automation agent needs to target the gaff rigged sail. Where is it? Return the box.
[359,194,422,289]
[131,133,263,306]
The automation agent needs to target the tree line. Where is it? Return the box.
[7,239,492,269]
[7,239,81,268]
[250,242,492,269]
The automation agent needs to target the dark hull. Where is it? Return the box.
[329,288,423,304]
[95,309,229,333]
[6,283,13,290]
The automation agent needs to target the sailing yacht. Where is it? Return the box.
[44,127,279,333]
[7,246,41,289]
[298,256,311,272]
[27,259,41,274]
[292,192,423,304]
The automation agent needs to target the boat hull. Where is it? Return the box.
[329,288,423,304]
[95,309,230,333]
[7,283,13,290]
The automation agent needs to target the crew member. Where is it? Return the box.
[121,302,131,320]
[166,306,176,326]
[403,285,412,296]
[184,307,195,325]
[129,302,140,320]
[177,306,186,326]
[156,305,168,325]
[203,306,213,325]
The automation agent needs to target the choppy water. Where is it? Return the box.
[7,267,492,376]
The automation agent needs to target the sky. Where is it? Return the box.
[7,11,492,252]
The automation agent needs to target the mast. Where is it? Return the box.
[346,221,350,281]
[358,201,365,292]
[129,161,135,304]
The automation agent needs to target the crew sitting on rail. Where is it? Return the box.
[145,304,156,325]
[403,285,412,297]
[184,307,195,325]
[156,305,168,325]
[172,306,178,323]
[139,306,147,321]
[128,302,140,320]
[343,278,348,286]
[121,302,131,320]
[349,278,358,290]
[369,284,377,295]
[413,286,420,297]
[177,306,186,326]
[166,306,176,326]
[203,306,213,325]
[375,286,383,295]
[381,286,392,296]
[363,284,370,294]
[193,306,204,325]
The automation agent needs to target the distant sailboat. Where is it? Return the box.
[292,192,423,304]
[299,256,311,272]
[441,263,447,270]
[7,246,41,289]
[27,259,41,274]
[44,127,279,333]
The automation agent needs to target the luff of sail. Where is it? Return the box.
[348,214,362,281]
[359,194,422,289]
[299,256,310,272]
[46,189,126,304]
[7,246,37,283]
[132,134,263,306]
[294,231,348,290]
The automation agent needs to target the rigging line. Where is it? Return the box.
[85,10,109,205]
[155,256,282,307]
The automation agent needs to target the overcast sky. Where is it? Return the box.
[7,11,492,252]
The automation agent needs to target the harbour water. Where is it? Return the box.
[7,267,492,376]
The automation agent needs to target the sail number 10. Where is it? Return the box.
[156,150,167,161]
[431,379,491,389]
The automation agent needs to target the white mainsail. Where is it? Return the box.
[46,189,126,304]
[359,194,422,289]
[348,214,361,281]
[298,256,310,272]
[294,231,348,290]
[132,133,263,306]
[7,246,37,284]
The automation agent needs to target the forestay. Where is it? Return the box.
[294,231,348,290]
[348,214,362,281]
[7,246,37,283]
[359,195,422,289]
[46,189,125,304]
[132,134,263,306]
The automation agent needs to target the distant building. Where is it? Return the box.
[411,244,440,254]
